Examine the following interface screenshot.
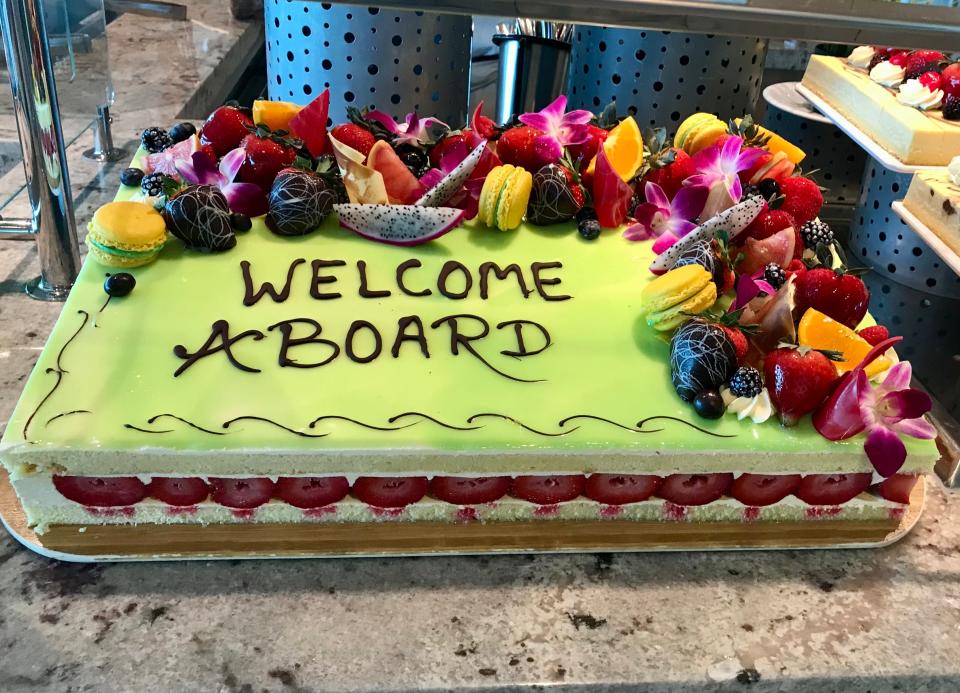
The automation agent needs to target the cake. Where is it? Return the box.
[800,48,960,165]
[0,94,940,551]
[903,157,960,256]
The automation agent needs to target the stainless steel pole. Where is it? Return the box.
[0,0,81,301]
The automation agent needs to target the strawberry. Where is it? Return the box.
[329,123,376,156]
[918,71,943,92]
[764,346,839,426]
[209,477,275,509]
[200,105,254,157]
[730,474,801,507]
[794,473,872,505]
[794,267,870,329]
[941,62,960,99]
[510,475,584,504]
[429,130,472,166]
[742,208,794,241]
[429,476,511,505]
[857,325,890,346]
[904,50,947,80]
[740,150,771,185]
[352,476,427,508]
[876,474,920,504]
[567,124,608,165]
[275,477,349,508]
[53,476,148,507]
[719,325,749,364]
[785,259,807,279]
[888,50,911,67]
[639,149,695,200]
[148,477,209,506]
[778,177,823,227]
[496,125,558,172]
[584,474,661,505]
[658,473,733,506]
[472,102,500,140]
[236,126,299,191]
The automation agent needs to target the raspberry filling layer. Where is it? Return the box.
[49,472,918,510]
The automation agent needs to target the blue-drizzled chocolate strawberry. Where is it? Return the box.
[163,184,236,252]
[669,318,737,402]
[526,164,586,225]
[266,168,336,236]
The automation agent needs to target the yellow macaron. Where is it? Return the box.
[478,164,533,231]
[86,201,168,268]
[674,112,727,155]
[641,264,717,331]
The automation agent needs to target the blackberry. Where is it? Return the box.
[944,95,960,121]
[763,262,786,289]
[396,144,428,174]
[120,167,144,187]
[140,126,172,153]
[742,184,760,199]
[757,178,780,200]
[168,122,197,144]
[627,193,642,218]
[728,366,763,398]
[578,218,601,240]
[800,219,834,249]
[140,172,167,198]
[576,206,597,223]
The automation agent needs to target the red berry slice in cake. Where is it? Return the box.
[658,473,733,506]
[53,476,148,507]
[275,476,349,508]
[209,477,275,509]
[148,477,209,506]
[429,476,510,505]
[584,474,662,505]
[877,474,920,504]
[730,474,801,507]
[794,473,873,505]
[353,476,428,508]
[511,475,585,504]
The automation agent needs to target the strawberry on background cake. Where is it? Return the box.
[0,90,939,554]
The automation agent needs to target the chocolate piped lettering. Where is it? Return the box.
[437,260,473,299]
[357,260,391,298]
[391,315,430,358]
[430,314,543,383]
[531,261,570,301]
[267,318,340,368]
[396,259,432,297]
[479,262,532,299]
[344,320,383,363]
[173,320,265,376]
[310,259,347,299]
[241,258,305,306]
[497,319,551,357]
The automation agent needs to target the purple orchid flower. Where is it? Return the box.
[857,361,937,476]
[623,181,708,253]
[517,95,593,162]
[729,269,777,312]
[686,137,766,219]
[365,110,449,147]
[176,148,266,216]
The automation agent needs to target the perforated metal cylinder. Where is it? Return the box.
[761,106,865,206]
[264,2,472,126]
[565,29,767,133]
[848,158,960,299]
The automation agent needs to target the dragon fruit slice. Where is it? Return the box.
[415,140,486,207]
[143,135,210,177]
[335,204,465,246]
[649,194,765,274]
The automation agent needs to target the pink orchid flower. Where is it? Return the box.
[517,95,593,162]
[365,110,449,147]
[623,181,708,253]
[686,137,766,219]
[176,148,266,216]
[729,268,777,312]
[857,361,937,476]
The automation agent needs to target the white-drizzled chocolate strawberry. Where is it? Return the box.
[526,164,585,225]
[669,318,737,402]
[163,185,235,252]
[266,168,336,237]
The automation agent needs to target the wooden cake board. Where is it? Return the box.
[0,469,926,561]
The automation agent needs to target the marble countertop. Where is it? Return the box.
[2,3,960,692]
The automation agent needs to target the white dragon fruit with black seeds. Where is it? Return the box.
[163,184,236,252]
[267,168,336,236]
[335,204,465,246]
[415,140,486,207]
[669,318,737,402]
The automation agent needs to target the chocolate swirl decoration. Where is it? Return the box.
[308,415,417,432]
[45,409,92,427]
[222,416,327,438]
[557,414,736,438]
[466,413,578,437]
[387,412,484,431]
[23,310,89,441]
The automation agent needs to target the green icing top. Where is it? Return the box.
[0,194,939,476]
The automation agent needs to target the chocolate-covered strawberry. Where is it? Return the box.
[163,184,236,252]
[266,168,336,237]
[669,318,738,402]
[236,124,299,192]
[673,239,723,288]
[527,164,585,225]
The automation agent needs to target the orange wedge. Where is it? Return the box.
[586,116,644,181]
[797,308,891,377]
[252,99,303,132]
